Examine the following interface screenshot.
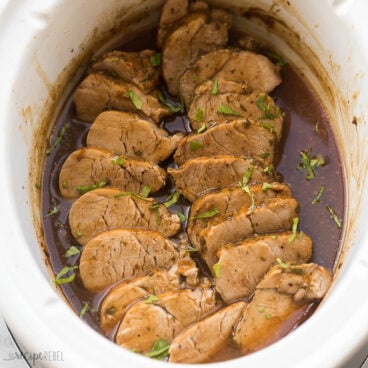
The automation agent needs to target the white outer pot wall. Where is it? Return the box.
[0,1,367,367]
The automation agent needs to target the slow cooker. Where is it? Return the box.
[0,0,368,367]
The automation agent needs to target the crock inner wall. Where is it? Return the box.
[1,0,368,367]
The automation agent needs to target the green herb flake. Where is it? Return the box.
[189,140,203,150]
[150,53,162,67]
[176,211,187,222]
[265,51,287,67]
[195,107,204,122]
[211,79,219,95]
[124,90,142,110]
[276,257,288,269]
[261,152,270,159]
[197,123,206,134]
[139,185,151,198]
[263,164,274,175]
[288,217,299,243]
[183,246,199,253]
[45,205,59,218]
[297,150,325,180]
[311,184,326,205]
[191,207,220,220]
[110,57,120,62]
[145,295,158,304]
[261,122,275,132]
[217,104,242,116]
[35,183,41,190]
[163,191,180,208]
[76,181,107,195]
[55,266,78,285]
[243,185,255,212]
[157,92,184,113]
[75,230,83,238]
[144,339,170,360]
[270,235,278,240]
[79,302,89,318]
[213,263,221,278]
[327,205,342,229]
[256,95,281,119]
[262,182,273,191]
[258,307,271,319]
[46,123,68,155]
[64,246,81,258]
[242,166,254,187]
[112,157,126,166]
[114,191,152,202]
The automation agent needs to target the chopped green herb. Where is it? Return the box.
[195,107,204,122]
[197,123,206,134]
[189,140,203,150]
[150,53,162,67]
[242,166,254,187]
[211,79,219,95]
[75,230,83,238]
[110,57,120,62]
[64,246,81,258]
[45,205,59,218]
[139,185,151,198]
[76,181,107,195]
[260,122,275,132]
[327,205,342,228]
[35,183,41,189]
[145,295,158,304]
[261,152,270,159]
[55,266,78,285]
[297,150,325,180]
[291,266,303,274]
[213,263,221,278]
[263,164,274,175]
[242,185,255,212]
[183,246,199,253]
[191,207,220,220]
[46,123,68,155]
[62,182,69,189]
[256,95,281,119]
[124,90,142,110]
[258,306,272,319]
[217,104,242,116]
[276,257,288,269]
[114,191,152,202]
[112,157,126,166]
[79,302,89,318]
[150,204,161,225]
[265,51,287,67]
[262,182,273,191]
[288,217,299,243]
[144,339,170,360]
[311,184,326,204]
[176,212,187,222]
[270,235,278,240]
[157,92,184,113]
[299,231,304,241]
[162,192,180,208]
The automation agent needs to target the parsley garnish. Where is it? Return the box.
[213,263,221,278]
[288,217,299,243]
[79,302,89,318]
[157,92,184,113]
[261,122,275,132]
[144,339,170,360]
[197,123,206,134]
[217,104,242,116]
[46,123,68,155]
[191,208,220,220]
[163,191,180,208]
[195,107,204,122]
[139,185,151,198]
[55,266,78,285]
[327,205,342,228]
[189,140,203,150]
[276,257,288,269]
[297,150,325,180]
[311,184,326,204]
[145,295,158,304]
[256,95,281,119]
[150,53,162,67]
[211,79,219,95]
[176,212,187,222]
[124,90,142,110]
[45,204,59,218]
[111,157,126,166]
[242,167,254,186]
[64,246,81,258]
[265,51,287,67]
[262,182,273,191]
[258,307,271,319]
[76,181,107,195]
[114,191,152,202]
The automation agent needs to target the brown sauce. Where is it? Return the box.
[40,27,344,361]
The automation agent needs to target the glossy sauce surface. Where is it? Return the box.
[41,28,344,361]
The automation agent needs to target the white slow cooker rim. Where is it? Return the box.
[1,0,368,367]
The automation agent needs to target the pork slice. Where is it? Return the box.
[59,147,166,199]
[162,9,231,96]
[100,257,201,332]
[115,288,217,353]
[188,89,283,141]
[87,111,184,163]
[233,263,332,353]
[80,228,180,293]
[199,197,300,268]
[174,119,276,166]
[90,50,160,93]
[168,155,275,202]
[179,49,281,107]
[68,188,181,245]
[215,232,312,302]
[73,73,172,123]
[169,301,246,363]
